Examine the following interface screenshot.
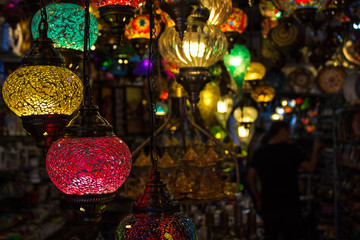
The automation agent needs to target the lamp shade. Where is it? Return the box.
[3,66,83,117]
[219,7,248,34]
[223,44,251,93]
[273,0,331,15]
[200,0,232,26]
[91,0,145,8]
[197,81,221,127]
[46,136,131,195]
[251,85,276,104]
[233,106,258,124]
[244,62,267,81]
[159,20,228,68]
[31,3,99,52]
[125,14,161,40]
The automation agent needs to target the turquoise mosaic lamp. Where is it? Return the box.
[31,2,99,71]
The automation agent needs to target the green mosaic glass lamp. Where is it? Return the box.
[223,44,250,95]
[31,2,99,71]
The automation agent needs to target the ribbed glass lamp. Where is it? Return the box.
[91,0,145,40]
[223,44,251,95]
[2,16,83,150]
[200,0,232,25]
[159,7,228,105]
[125,14,161,56]
[32,3,99,71]
[116,171,198,240]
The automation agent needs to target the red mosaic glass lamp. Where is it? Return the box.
[91,0,145,40]
[124,14,161,57]
[46,1,132,221]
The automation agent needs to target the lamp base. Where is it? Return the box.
[21,114,71,150]
[57,48,83,72]
[177,67,211,106]
[99,5,136,42]
[63,193,115,222]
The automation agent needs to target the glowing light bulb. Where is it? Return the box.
[238,125,250,138]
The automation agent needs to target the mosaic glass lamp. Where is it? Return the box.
[219,7,248,50]
[200,0,232,26]
[244,62,267,81]
[251,84,276,107]
[2,15,83,150]
[91,0,145,40]
[159,7,228,105]
[32,3,99,71]
[125,14,161,57]
[223,44,251,95]
[116,171,197,240]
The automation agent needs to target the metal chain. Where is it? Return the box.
[148,0,159,172]
[83,0,92,105]
[39,0,48,35]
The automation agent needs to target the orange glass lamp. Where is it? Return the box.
[91,0,145,40]
[251,84,276,107]
[125,14,161,57]
[159,7,228,105]
[2,9,83,150]
[219,7,248,50]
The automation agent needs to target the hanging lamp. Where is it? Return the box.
[158,7,228,106]
[124,13,161,57]
[200,0,232,26]
[223,44,251,96]
[31,2,99,71]
[159,0,199,41]
[2,1,83,150]
[117,0,198,237]
[46,0,132,221]
[91,0,145,40]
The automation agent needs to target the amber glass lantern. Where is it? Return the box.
[197,81,221,127]
[159,8,228,105]
[244,62,267,81]
[251,84,276,107]
[125,14,161,57]
[2,12,83,150]
[91,0,145,40]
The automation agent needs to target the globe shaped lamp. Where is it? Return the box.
[46,101,132,221]
[223,44,251,95]
[244,62,267,81]
[116,171,198,240]
[91,0,145,40]
[219,7,248,50]
[159,7,228,105]
[273,0,331,23]
[159,0,199,41]
[251,85,276,108]
[200,0,232,26]
[32,3,99,71]
[2,20,83,150]
[125,14,161,57]
[233,105,258,128]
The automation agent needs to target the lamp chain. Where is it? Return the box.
[38,0,48,37]
[147,0,159,173]
[83,0,92,106]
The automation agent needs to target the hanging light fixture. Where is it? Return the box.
[251,84,276,108]
[200,0,232,26]
[197,80,221,127]
[46,0,132,221]
[2,2,83,150]
[244,62,267,82]
[223,44,251,96]
[91,0,145,40]
[159,0,199,41]
[158,7,228,105]
[31,2,99,71]
[125,13,161,57]
[219,6,248,50]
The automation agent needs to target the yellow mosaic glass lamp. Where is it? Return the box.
[2,9,83,150]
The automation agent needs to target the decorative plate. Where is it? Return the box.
[318,66,346,93]
[288,68,314,93]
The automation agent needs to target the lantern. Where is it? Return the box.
[91,0,145,40]
[251,85,276,107]
[197,81,221,127]
[244,62,267,81]
[125,14,161,56]
[116,171,197,240]
[2,15,83,150]
[223,44,251,95]
[233,105,258,126]
[216,95,234,126]
[219,7,248,50]
[31,3,99,70]
[159,7,228,105]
